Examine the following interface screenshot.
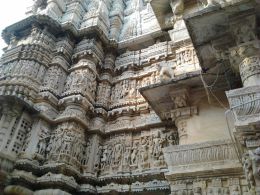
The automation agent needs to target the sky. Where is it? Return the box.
[0,0,33,56]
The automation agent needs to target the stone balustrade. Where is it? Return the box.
[163,139,240,175]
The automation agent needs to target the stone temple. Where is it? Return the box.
[0,0,260,194]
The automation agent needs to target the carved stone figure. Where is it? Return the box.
[113,143,123,166]
[170,0,184,25]
[0,0,256,194]
[242,153,255,193]
[37,128,50,156]
[157,63,174,82]
[131,144,138,165]
[173,95,187,108]
[124,147,131,165]
[140,136,149,165]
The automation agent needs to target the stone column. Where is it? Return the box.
[175,118,188,145]
[168,88,197,145]
[229,15,259,87]
[226,14,260,195]
[92,53,114,134]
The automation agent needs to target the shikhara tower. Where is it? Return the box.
[0,0,260,194]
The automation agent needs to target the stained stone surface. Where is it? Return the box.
[0,0,259,195]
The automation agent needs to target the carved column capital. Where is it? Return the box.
[228,14,260,87]
[162,88,197,121]
[230,15,257,46]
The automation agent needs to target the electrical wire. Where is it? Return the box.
[199,64,227,109]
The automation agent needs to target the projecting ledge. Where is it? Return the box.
[184,0,258,70]
[139,70,229,121]
[163,139,243,179]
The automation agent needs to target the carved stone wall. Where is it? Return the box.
[0,0,252,194]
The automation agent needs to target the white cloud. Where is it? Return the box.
[0,0,33,56]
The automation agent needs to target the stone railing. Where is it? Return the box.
[226,86,260,126]
[163,140,239,170]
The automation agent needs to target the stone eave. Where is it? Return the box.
[2,14,172,52]
[117,29,170,50]
[150,0,198,30]
[150,0,173,30]
[183,0,258,70]
[2,15,62,44]
[1,15,112,48]
[139,70,230,120]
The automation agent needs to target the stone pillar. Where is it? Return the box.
[36,37,72,119]
[175,118,188,145]
[229,15,259,87]
[168,88,197,145]
[226,14,260,195]
[96,53,114,109]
